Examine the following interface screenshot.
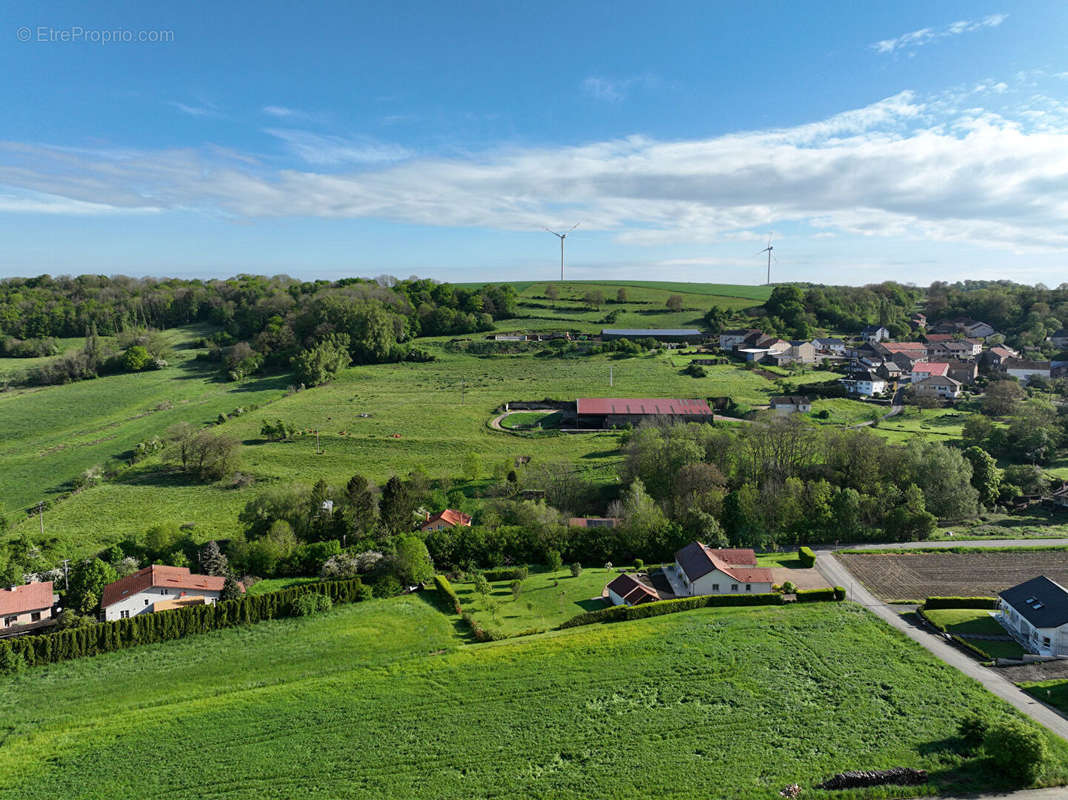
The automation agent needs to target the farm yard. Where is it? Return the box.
[837,550,1068,602]
[2,596,1066,799]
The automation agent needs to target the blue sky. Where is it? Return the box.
[1,0,1067,285]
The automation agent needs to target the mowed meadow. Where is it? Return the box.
[0,281,814,559]
[2,597,1063,799]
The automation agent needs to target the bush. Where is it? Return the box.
[633,558,644,570]
[958,712,989,750]
[984,720,1048,783]
[798,546,816,568]
[294,593,333,616]
[546,550,563,571]
[481,567,528,582]
[569,562,583,577]
[435,574,462,614]
[833,586,846,601]
[795,588,838,602]
[560,592,785,629]
[510,580,522,599]
[924,596,999,610]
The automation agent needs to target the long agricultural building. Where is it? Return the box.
[575,397,713,428]
[600,328,703,342]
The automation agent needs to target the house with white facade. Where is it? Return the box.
[813,337,847,356]
[718,329,761,351]
[839,370,887,397]
[998,576,1068,656]
[1004,358,1052,385]
[101,565,236,621]
[606,573,660,606]
[861,325,890,343]
[0,581,57,637]
[912,374,962,400]
[666,542,773,596]
[769,395,812,414]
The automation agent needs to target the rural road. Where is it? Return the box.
[815,551,1068,744]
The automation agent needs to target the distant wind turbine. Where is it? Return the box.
[544,223,579,281]
[757,233,775,285]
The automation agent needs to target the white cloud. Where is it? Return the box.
[3,89,1068,255]
[582,74,660,103]
[264,129,411,166]
[263,105,298,117]
[169,101,221,118]
[872,14,1008,55]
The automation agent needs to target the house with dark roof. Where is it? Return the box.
[0,582,57,637]
[421,509,473,531]
[606,573,660,606]
[998,576,1068,655]
[718,329,762,351]
[861,325,890,343]
[813,337,847,356]
[1051,330,1068,349]
[101,566,240,622]
[1004,358,1052,385]
[769,396,811,414]
[666,542,773,597]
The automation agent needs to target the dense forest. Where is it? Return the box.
[926,281,1068,351]
[0,275,519,385]
[757,282,922,340]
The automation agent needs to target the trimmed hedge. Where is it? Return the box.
[560,592,785,629]
[480,567,529,582]
[924,596,999,610]
[798,546,816,568]
[435,574,462,614]
[0,578,368,672]
[796,587,846,603]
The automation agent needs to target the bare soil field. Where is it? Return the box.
[837,551,1068,602]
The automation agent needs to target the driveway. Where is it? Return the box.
[815,551,1068,743]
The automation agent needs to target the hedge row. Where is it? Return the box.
[480,567,529,582]
[435,574,462,614]
[0,578,370,672]
[924,596,999,610]
[559,592,786,629]
[798,546,816,568]
[796,587,846,602]
[460,612,508,642]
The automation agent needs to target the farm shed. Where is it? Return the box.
[606,573,660,606]
[999,576,1068,656]
[575,397,713,428]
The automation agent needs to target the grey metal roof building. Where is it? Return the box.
[1000,576,1068,629]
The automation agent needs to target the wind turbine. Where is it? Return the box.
[544,223,579,281]
[757,232,775,285]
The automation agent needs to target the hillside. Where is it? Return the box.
[1,597,1062,799]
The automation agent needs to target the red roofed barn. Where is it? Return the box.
[575,397,713,428]
[1,582,56,636]
[101,565,240,621]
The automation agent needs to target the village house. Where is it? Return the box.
[1051,329,1068,349]
[665,542,773,596]
[421,509,472,531]
[909,362,950,382]
[736,332,790,362]
[861,325,890,343]
[101,566,237,622]
[0,581,57,637]
[945,360,978,385]
[961,320,996,339]
[999,576,1068,656]
[874,341,929,370]
[840,370,887,397]
[606,573,660,606]
[876,361,902,382]
[910,312,927,329]
[911,374,962,400]
[812,337,847,356]
[983,345,1019,369]
[778,340,817,365]
[718,328,761,351]
[769,395,812,414]
[1003,358,1052,385]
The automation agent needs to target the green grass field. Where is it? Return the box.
[3,326,820,560]
[1023,680,1068,715]
[922,608,1027,660]
[454,566,615,634]
[2,597,1064,799]
[808,397,884,426]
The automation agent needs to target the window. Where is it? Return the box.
[1044,637,1052,647]
[161,588,169,595]
[711,583,719,592]
[30,612,41,622]
[120,610,130,619]
[144,599,150,606]
[731,584,738,592]
[3,616,15,627]
[746,584,751,592]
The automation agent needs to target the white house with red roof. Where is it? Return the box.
[667,542,774,596]
[420,509,472,531]
[606,573,660,606]
[0,581,57,636]
[101,565,236,621]
[909,362,950,382]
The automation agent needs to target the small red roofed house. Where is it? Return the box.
[606,573,660,606]
[101,565,240,622]
[0,582,56,636]
[910,362,950,381]
[669,542,774,596]
[420,509,473,531]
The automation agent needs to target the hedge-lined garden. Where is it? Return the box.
[924,596,1000,610]
[0,578,371,672]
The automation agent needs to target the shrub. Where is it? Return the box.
[481,567,528,582]
[924,596,999,610]
[473,573,491,597]
[984,720,1048,783]
[958,712,989,750]
[569,562,583,577]
[633,558,644,570]
[295,593,333,616]
[781,581,797,594]
[435,574,462,614]
[798,546,816,568]
[546,549,563,571]
[833,586,846,601]
[0,642,26,675]
[795,588,837,602]
[510,580,522,600]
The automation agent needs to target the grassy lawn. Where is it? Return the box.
[807,397,884,426]
[245,576,323,596]
[499,410,562,430]
[755,551,807,568]
[1,600,1066,798]
[922,608,1027,660]
[873,407,970,444]
[1022,680,1068,714]
[454,566,616,634]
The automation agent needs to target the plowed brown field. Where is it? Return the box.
[837,551,1068,601]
